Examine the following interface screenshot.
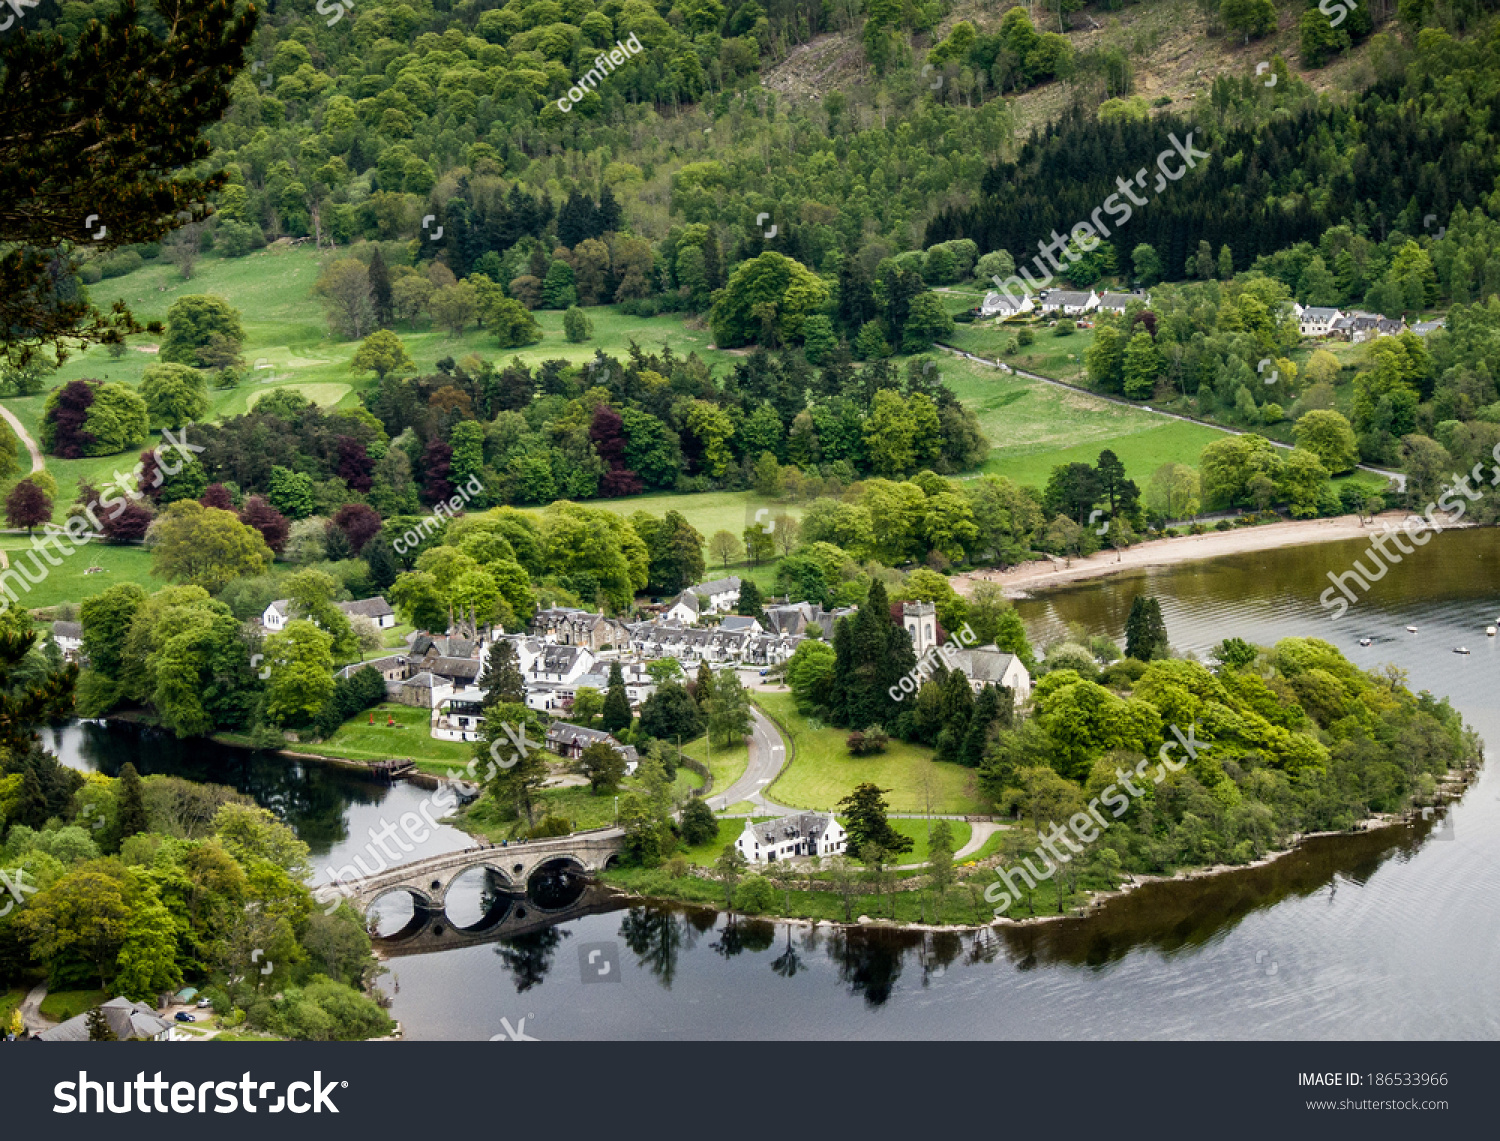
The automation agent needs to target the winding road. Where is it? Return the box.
[0,403,45,476]
[935,343,1407,492]
[708,703,1005,867]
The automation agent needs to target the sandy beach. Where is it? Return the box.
[955,512,1448,599]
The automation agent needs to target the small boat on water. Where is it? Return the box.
[1454,647,1471,655]
[1407,626,1419,633]
[1358,638,1373,647]
[1488,627,1496,637]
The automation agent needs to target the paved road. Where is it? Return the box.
[710,707,795,813]
[935,343,1407,493]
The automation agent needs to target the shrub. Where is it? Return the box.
[528,814,573,839]
[1054,319,1076,337]
[846,727,889,755]
[734,874,777,914]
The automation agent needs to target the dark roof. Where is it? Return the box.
[52,621,83,641]
[339,596,394,619]
[428,656,481,680]
[39,997,171,1042]
[690,576,741,597]
[742,812,836,846]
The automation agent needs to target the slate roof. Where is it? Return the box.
[52,621,83,641]
[690,576,741,597]
[38,997,172,1042]
[338,596,394,620]
[743,812,835,846]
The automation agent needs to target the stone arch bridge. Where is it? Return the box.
[336,827,625,915]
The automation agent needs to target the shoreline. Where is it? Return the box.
[603,768,1477,935]
[953,511,1467,599]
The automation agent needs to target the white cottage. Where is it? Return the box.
[735,812,846,864]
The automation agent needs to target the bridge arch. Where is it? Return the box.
[365,886,436,939]
[527,856,590,912]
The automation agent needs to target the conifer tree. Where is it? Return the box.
[601,661,632,733]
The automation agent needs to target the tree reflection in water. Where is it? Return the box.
[495,927,569,993]
[711,915,775,959]
[619,905,696,989]
[828,928,905,1008]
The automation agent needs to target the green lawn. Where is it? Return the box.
[590,489,803,565]
[678,732,750,799]
[755,691,988,815]
[946,319,1095,383]
[936,355,1224,488]
[39,989,111,1023]
[0,539,160,610]
[284,702,473,772]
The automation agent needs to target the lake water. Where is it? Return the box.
[57,527,1500,1039]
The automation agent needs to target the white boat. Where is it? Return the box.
[1454,647,1471,655]
[1487,627,1496,637]
[1406,626,1419,633]
[1358,638,1373,647]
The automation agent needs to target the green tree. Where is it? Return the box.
[349,329,415,380]
[709,252,830,349]
[264,619,335,726]
[1220,0,1276,41]
[367,246,394,328]
[477,702,549,825]
[714,844,747,911]
[1294,409,1359,474]
[139,362,210,427]
[1085,324,1126,392]
[680,797,717,846]
[647,510,705,594]
[267,466,316,520]
[1124,595,1168,661]
[159,297,246,368]
[150,500,273,592]
[579,740,627,794]
[707,668,753,746]
[562,305,593,342]
[637,680,702,741]
[115,761,147,842]
[708,529,743,570]
[601,660,632,734]
[541,260,577,308]
[1132,243,1163,286]
[1122,330,1163,400]
[488,297,544,347]
[735,579,768,622]
[479,639,526,706]
[836,782,913,855]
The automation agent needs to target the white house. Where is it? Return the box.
[1037,289,1099,316]
[339,596,396,629]
[51,620,84,660]
[946,646,1033,703]
[735,812,846,864]
[1096,291,1149,315]
[663,591,702,625]
[688,576,741,614]
[980,291,1035,319]
[431,685,487,742]
[263,595,394,631]
[1298,307,1344,337]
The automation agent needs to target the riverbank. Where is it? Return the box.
[955,511,1459,599]
[600,766,1478,934]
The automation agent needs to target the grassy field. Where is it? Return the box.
[946,319,1094,383]
[938,355,1224,488]
[284,703,474,772]
[0,539,159,610]
[39,989,111,1023]
[678,732,750,799]
[756,691,988,815]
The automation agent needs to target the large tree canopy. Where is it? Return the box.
[0,0,257,365]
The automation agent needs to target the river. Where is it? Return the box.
[55,527,1500,1039]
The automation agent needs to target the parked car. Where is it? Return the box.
[174,1012,195,1023]
[196,998,212,1009]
